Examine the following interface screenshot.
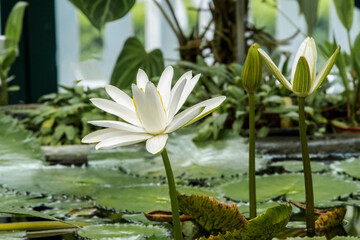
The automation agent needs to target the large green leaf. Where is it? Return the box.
[331,158,360,179]
[110,37,164,89]
[69,0,135,30]
[333,0,354,31]
[199,204,292,240]
[0,167,148,197]
[4,1,28,49]
[77,223,171,240]
[217,173,360,203]
[177,193,248,234]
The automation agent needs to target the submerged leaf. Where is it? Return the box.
[178,193,248,234]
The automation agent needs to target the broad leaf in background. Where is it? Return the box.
[296,0,318,36]
[333,0,354,31]
[69,0,135,30]
[110,37,164,89]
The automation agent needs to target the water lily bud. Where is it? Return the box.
[241,43,262,93]
[292,56,311,97]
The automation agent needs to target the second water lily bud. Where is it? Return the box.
[258,37,340,97]
[241,43,262,93]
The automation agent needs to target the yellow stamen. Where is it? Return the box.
[133,97,142,123]
[157,90,166,114]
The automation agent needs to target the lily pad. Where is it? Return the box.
[331,158,360,179]
[271,161,329,172]
[217,173,360,203]
[89,130,268,179]
[0,231,26,240]
[0,111,43,166]
[77,223,171,240]
[95,185,222,212]
[0,167,149,197]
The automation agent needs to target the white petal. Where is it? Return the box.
[175,73,200,113]
[258,49,292,91]
[157,66,173,110]
[167,76,187,123]
[184,96,226,127]
[105,85,135,111]
[132,82,167,134]
[146,134,168,154]
[165,105,204,133]
[82,128,124,143]
[90,98,141,126]
[88,120,145,133]
[291,37,317,84]
[96,133,152,150]
[310,45,340,93]
[136,69,149,90]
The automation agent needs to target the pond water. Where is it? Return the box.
[0,113,359,239]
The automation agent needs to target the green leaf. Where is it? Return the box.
[0,207,75,227]
[216,173,360,202]
[69,0,135,30]
[7,85,19,91]
[0,111,43,165]
[331,158,360,179]
[271,161,328,173]
[4,1,28,49]
[77,223,171,240]
[177,193,248,234]
[89,130,268,179]
[333,0,354,31]
[199,204,292,240]
[296,0,319,36]
[110,37,164,89]
[96,185,221,212]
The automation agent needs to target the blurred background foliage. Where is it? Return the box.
[13,0,360,145]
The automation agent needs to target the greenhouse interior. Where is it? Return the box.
[0,0,360,239]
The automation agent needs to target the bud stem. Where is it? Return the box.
[248,92,256,219]
[161,148,183,240]
[297,97,315,236]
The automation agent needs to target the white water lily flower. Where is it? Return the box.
[258,37,340,97]
[82,66,226,154]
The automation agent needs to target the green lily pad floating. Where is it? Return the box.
[271,161,329,172]
[0,231,26,240]
[331,158,360,179]
[89,130,268,179]
[77,223,171,240]
[0,167,150,197]
[217,173,360,203]
[95,185,222,212]
[0,111,43,166]
[237,201,283,218]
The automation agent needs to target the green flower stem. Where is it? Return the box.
[248,92,256,219]
[0,71,8,106]
[298,97,315,236]
[161,148,183,240]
